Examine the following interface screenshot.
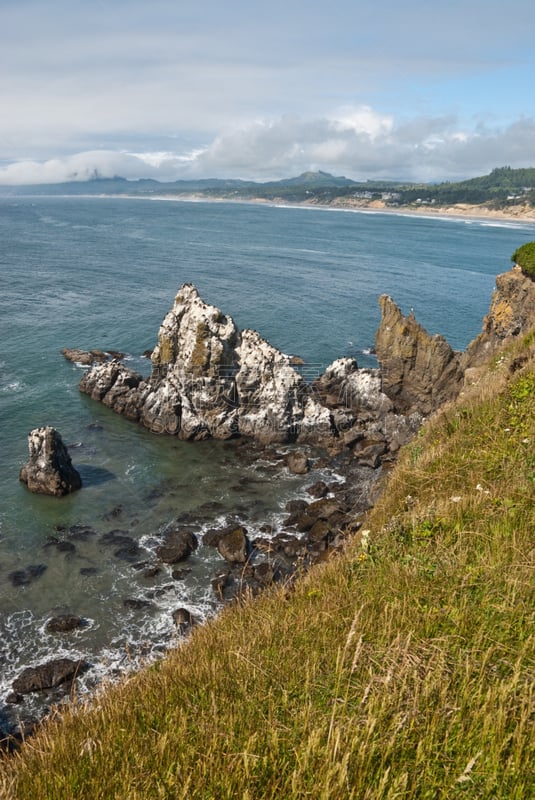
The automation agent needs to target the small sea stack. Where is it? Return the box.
[19,426,82,497]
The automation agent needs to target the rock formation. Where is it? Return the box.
[76,266,534,458]
[80,284,333,445]
[374,296,464,415]
[19,427,82,496]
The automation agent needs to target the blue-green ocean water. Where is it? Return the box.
[1,196,535,713]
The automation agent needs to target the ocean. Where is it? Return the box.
[1,196,534,720]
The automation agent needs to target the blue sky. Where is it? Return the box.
[1,0,534,184]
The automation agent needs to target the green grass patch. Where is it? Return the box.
[512,241,535,279]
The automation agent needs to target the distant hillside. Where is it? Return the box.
[1,166,534,209]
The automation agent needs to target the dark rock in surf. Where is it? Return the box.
[62,348,105,365]
[217,526,249,564]
[172,608,196,632]
[156,529,197,564]
[45,614,84,634]
[12,658,89,694]
[19,427,82,497]
[286,451,310,474]
[123,598,153,610]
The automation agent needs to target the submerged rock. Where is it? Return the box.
[19,427,82,497]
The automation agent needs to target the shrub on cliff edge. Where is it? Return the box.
[511,241,535,279]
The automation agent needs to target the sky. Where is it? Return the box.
[1,0,535,185]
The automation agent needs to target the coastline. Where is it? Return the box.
[10,190,535,225]
[109,191,535,225]
[324,196,535,223]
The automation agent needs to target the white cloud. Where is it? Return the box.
[332,106,394,139]
[0,151,157,185]
[1,110,535,186]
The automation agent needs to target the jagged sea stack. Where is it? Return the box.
[19,426,82,496]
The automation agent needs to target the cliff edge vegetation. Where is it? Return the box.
[2,312,534,796]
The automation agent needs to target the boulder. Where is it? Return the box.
[172,608,196,631]
[217,526,249,563]
[286,451,310,475]
[12,658,89,694]
[155,529,197,564]
[19,427,82,497]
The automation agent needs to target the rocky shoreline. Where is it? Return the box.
[3,263,534,750]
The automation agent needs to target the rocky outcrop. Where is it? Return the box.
[80,284,334,445]
[462,265,535,368]
[19,427,82,496]
[76,267,534,455]
[374,296,464,415]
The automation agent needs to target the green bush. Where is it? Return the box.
[511,241,535,279]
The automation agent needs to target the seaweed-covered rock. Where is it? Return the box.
[217,526,249,564]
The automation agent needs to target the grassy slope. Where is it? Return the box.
[2,334,534,799]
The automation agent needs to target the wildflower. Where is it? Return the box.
[360,529,371,553]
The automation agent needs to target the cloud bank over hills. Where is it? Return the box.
[2,112,535,186]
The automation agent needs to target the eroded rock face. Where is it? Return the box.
[375,296,464,415]
[80,285,333,444]
[19,427,82,497]
[463,265,535,368]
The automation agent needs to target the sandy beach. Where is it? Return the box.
[131,191,535,225]
[322,197,535,223]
